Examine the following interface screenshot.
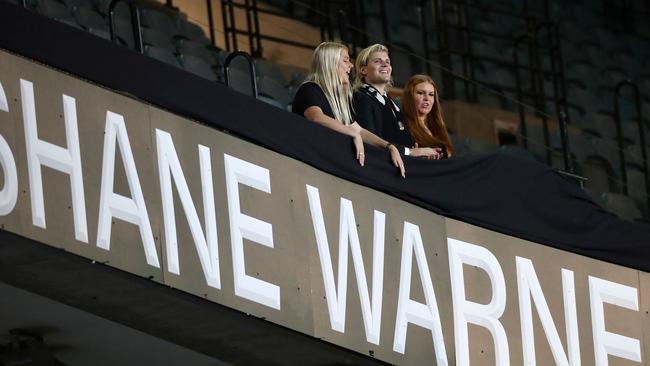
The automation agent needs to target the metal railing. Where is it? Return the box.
[614,80,649,207]
[224,51,259,97]
[108,0,144,53]
[513,20,570,170]
[221,0,322,55]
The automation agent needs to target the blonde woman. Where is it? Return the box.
[292,42,405,177]
[353,44,440,159]
[401,74,454,158]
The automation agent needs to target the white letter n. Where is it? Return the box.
[156,129,220,289]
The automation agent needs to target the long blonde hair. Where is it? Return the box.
[353,43,392,92]
[304,42,353,125]
[402,74,454,155]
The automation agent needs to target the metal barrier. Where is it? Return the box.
[614,80,650,207]
[513,20,570,170]
[221,0,320,56]
[224,51,259,98]
[108,0,144,53]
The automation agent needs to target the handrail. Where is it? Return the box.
[224,51,259,98]
[206,0,216,46]
[536,20,572,172]
[221,0,318,54]
[512,19,569,169]
[513,34,530,150]
[513,29,552,166]
[558,111,574,173]
[433,0,456,98]
[221,0,238,51]
[108,0,144,53]
[614,80,650,208]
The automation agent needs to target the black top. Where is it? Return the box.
[352,84,414,153]
[292,82,335,119]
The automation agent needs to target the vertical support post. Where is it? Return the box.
[224,51,258,98]
[613,81,629,195]
[435,0,455,98]
[228,0,238,50]
[514,36,528,150]
[558,112,574,173]
[419,0,432,75]
[379,0,390,44]
[220,0,231,51]
[206,0,216,46]
[128,0,143,53]
[251,0,263,57]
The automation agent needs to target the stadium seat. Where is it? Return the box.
[589,137,621,172]
[599,192,643,221]
[140,8,177,32]
[144,45,181,68]
[176,20,209,44]
[576,112,617,139]
[476,86,506,109]
[624,144,647,167]
[181,54,217,81]
[36,0,76,25]
[622,121,650,146]
[600,67,629,91]
[93,0,113,15]
[363,16,385,43]
[464,137,498,154]
[626,164,649,203]
[590,26,619,48]
[566,60,599,89]
[73,6,106,31]
[394,24,426,57]
[142,27,176,51]
[255,59,288,86]
[582,157,617,193]
[227,67,256,97]
[257,95,286,110]
[177,39,218,65]
[113,18,136,49]
[60,0,93,8]
[577,39,608,61]
[390,45,423,86]
[498,144,540,162]
[470,37,499,60]
[257,76,291,107]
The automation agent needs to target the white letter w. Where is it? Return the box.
[306,184,385,345]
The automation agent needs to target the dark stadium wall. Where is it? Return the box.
[0,49,647,365]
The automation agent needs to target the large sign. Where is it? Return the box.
[0,50,647,365]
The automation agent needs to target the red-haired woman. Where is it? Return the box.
[401,74,454,159]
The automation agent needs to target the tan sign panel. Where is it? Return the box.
[0,49,647,365]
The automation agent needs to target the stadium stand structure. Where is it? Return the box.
[3,0,650,307]
[7,0,647,222]
[2,1,650,364]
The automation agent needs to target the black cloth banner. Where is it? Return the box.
[1,3,649,271]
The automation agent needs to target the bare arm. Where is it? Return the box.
[304,106,358,137]
[355,123,406,178]
[302,106,405,177]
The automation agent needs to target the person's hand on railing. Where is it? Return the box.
[410,143,443,160]
[350,122,365,166]
[387,143,406,178]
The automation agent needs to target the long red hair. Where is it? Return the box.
[401,74,454,156]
